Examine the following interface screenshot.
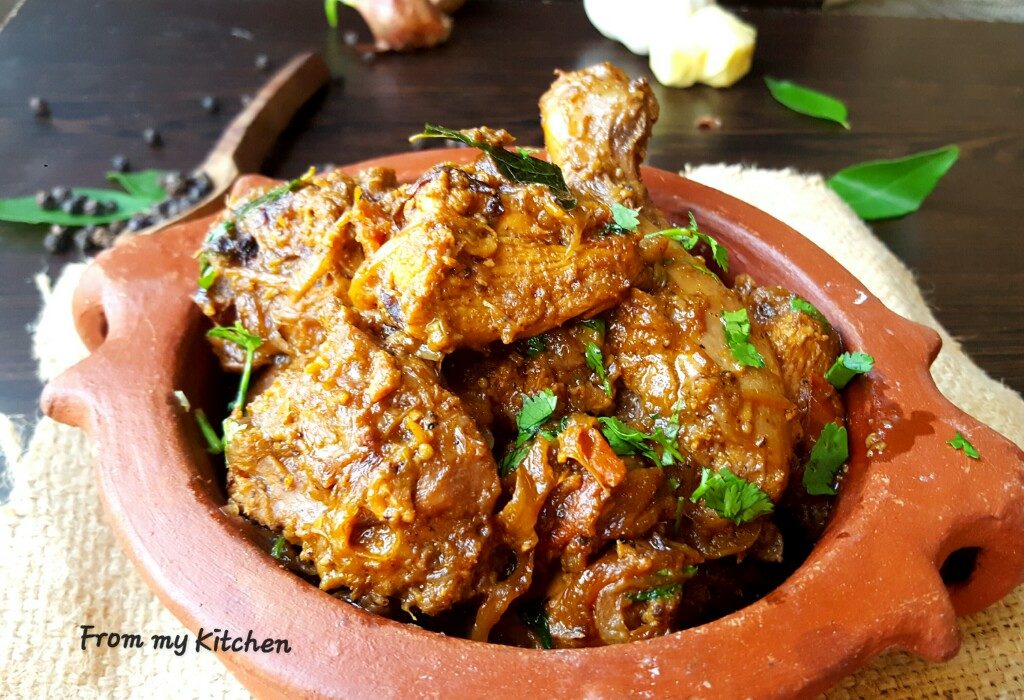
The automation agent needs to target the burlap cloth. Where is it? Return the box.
[1,165,1022,699]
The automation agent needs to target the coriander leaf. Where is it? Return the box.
[519,607,553,649]
[765,76,850,129]
[501,390,559,475]
[803,422,849,496]
[690,467,774,524]
[207,321,264,414]
[584,342,612,397]
[650,414,684,466]
[105,169,168,202]
[324,0,340,28]
[580,318,606,335]
[946,431,981,460]
[524,334,547,358]
[410,124,576,209]
[270,534,288,559]
[517,389,557,434]
[721,308,765,369]
[598,417,658,463]
[197,254,216,290]
[645,212,729,272]
[0,187,152,226]
[603,203,640,234]
[825,351,874,389]
[516,146,539,158]
[790,296,829,328]
[627,583,681,603]
[194,408,224,455]
[828,145,959,220]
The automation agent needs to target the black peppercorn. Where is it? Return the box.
[36,191,57,210]
[254,53,270,72]
[160,171,185,196]
[111,154,130,172]
[50,186,72,203]
[143,128,163,148]
[82,198,101,217]
[100,200,119,215]
[74,226,98,253]
[29,96,50,118]
[44,225,72,253]
[107,219,125,235]
[62,195,86,215]
[90,226,116,249]
[200,95,220,114]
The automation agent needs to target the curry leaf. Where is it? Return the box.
[765,77,850,129]
[0,188,152,226]
[803,422,849,495]
[411,124,576,209]
[827,145,959,220]
[105,170,167,202]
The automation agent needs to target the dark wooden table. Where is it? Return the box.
[1,0,1022,427]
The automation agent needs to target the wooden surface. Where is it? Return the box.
[0,0,1022,426]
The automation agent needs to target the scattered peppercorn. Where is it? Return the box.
[82,198,101,217]
[36,191,57,210]
[44,225,72,253]
[240,94,253,108]
[50,186,72,203]
[254,53,270,72]
[160,170,186,196]
[89,226,117,249]
[74,226,99,253]
[29,96,50,118]
[342,31,359,46]
[143,128,163,148]
[111,154,130,172]
[62,195,86,215]
[200,95,220,114]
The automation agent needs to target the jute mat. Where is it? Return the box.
[1,164,1021,698]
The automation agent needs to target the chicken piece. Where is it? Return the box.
[349,163,643,352]
[608,248,799,559]
[197,168,402,368]
[545,538,701,648]
[734,275,843,403]
[226,307,500,616]
[445,320,616,442]
[540,62,660,213]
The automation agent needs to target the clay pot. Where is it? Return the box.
[42,149,1024,698]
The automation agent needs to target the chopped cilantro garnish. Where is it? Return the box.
[721,308,765,369]
[946,431,981,460]
[579,318,606,335]
[194,408,224,455]
[825,351,874,389]
[207,321,264,414]
[197,253,216,290]
[602,203,640,234]
[690,467,773,524]
[803,422,849,495]
[790,296,829,328]
[520,607,553,649]
[645,212,729,271]
[270,534,288,559]
[524,334,547,358]
[628,583,682,602]
[597,415,683,467]
[584,342,613,397]
[499,390,558,476]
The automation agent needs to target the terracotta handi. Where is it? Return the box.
[42,149,1024,698]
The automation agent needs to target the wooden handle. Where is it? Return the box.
[201,52,331,180]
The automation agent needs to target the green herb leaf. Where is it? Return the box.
[270,534,288,559]
[580,318,606,335]
[790,296,829,328]
[721,308,765,369]
[650,414,685,466]
[828,145,959,220]
[946,431,981,460]
[206,173,311,246]
[500,390,558,476]
[825,351,874,389]
[324,0,340,28]
[584,342,612,397]
[207,321,264,414]
[603,203,640,234]
[0,187,153,226]
[520,607,553,649]
[105,169,168,202]
[524,334,547,358]
[803,422,848,495]
[596,415,683,467]
[410,124,576,209]
[690,467,774,524]
[645,212,728,272]
[627,583,682,602]
[765,76,850,129]
[194,408,224,455]
[197,254,216,290]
